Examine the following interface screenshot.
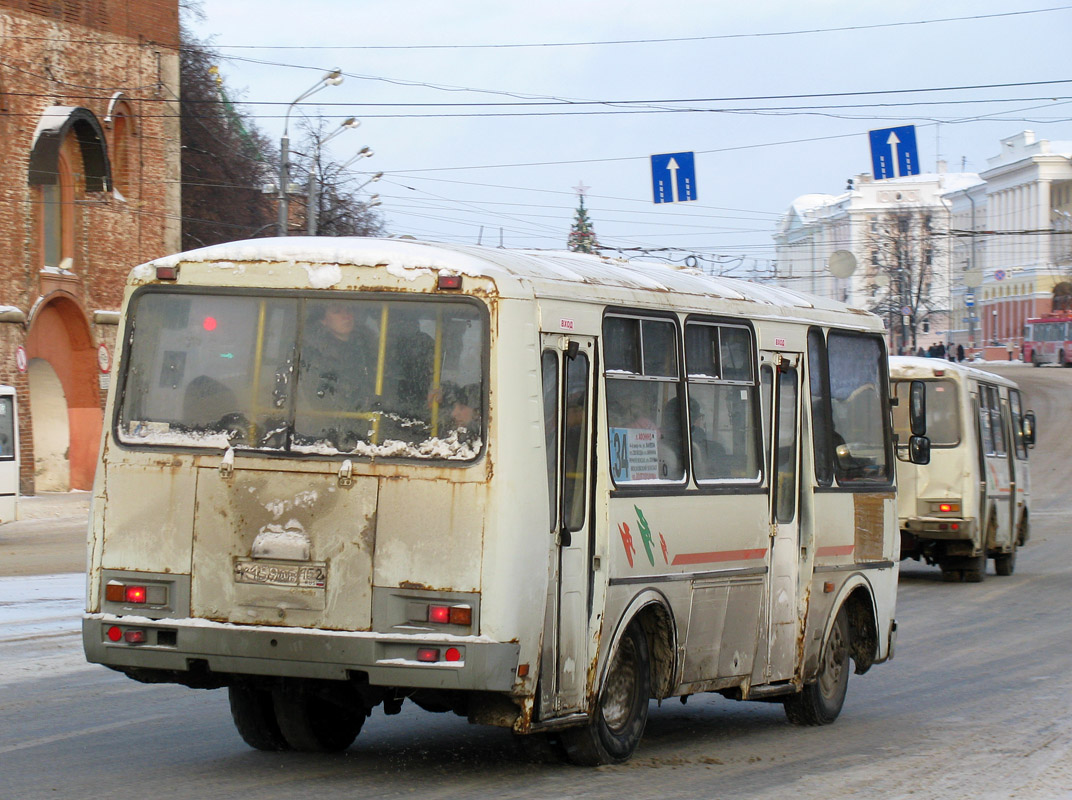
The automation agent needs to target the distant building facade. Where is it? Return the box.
[773,130,1072,356]
[772,169,978,353]
[0,0,180,493]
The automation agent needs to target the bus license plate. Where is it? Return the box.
[234,560,327,589]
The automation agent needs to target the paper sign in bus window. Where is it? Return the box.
[610,427,659,481]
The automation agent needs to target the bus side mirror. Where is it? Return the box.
[909,380,926,437]
[908,435,930,465]
[1023,410,1036,448]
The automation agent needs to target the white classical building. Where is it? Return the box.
[773,130,1072,355]
[773,169,979,353]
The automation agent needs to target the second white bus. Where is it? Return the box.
[891,356,1034,581]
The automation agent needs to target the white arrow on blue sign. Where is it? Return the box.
[651,152,697,203]
[868,125,920,180]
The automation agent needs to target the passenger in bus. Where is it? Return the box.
[433,382,481,445]
[378,316,436,442]
[295,302,377,447]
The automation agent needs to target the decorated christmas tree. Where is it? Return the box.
[567,182,599,253]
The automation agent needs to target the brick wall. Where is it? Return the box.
[0,1,180,493]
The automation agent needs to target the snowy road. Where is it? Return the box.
[0,573,86,686]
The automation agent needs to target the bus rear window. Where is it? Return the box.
[117,291,486,461]
[893,379,960,447]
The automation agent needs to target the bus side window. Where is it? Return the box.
[826,332,892,484]
[807,328,833,485]
[1009,389,1028,459]
[684,321,760,483]
[604,315,685,484]
[542,351,559,531]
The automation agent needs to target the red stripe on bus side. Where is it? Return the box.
[815,545,855,557]
[671,548,768,566]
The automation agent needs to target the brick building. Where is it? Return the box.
[0,0,180,494]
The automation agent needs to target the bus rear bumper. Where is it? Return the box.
[901,516,974,541]
[83,614,520,692]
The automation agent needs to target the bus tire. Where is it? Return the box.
[272,682,365,752]
[562,621,650,766]
[995,543,1016,576]
[228,685,290,751]
[784,606,850,726]
[939,563,963,582]
[962,549,987,582]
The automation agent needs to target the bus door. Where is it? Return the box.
[758,350,803,684]
[538,333,596,717]
[976,384,1012,549]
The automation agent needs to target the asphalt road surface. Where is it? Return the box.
[0,363,1069,799]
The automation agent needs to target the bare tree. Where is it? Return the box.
[291,118,385,237]
[863,209,944,355]
[179,27,276,249]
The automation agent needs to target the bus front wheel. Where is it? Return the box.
[784,606,850,726]
[562,620,650,766]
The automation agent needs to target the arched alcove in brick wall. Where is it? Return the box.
[25,294,101,491]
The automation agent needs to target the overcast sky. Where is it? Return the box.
[188,1,1072,276]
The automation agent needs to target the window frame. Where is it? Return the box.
[112,284,491,466]
[682,315,762,486]
[602,308,687,489]
[820,329,894,488]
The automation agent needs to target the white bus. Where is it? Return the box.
[890,357,1034,582]
[84,239,926,765]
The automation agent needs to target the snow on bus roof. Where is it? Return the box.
[145,236,856,313]
[888,356,1020,387]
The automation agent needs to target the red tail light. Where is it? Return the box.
[428,605,450,624]
[416,648,440,663]
[124,585,147,604]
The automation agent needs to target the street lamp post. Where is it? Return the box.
[307,117,361,236]
[278,69,343,237]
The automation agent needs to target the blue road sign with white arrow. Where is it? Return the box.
[651,152,697,203]
[868,125,920,180]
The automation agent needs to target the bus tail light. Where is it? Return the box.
[416,648,440,663]
[937,503,960,513]
[105,580,168,606]
[123,629,147,644]
[422,603,472,626]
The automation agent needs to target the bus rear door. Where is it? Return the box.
[538,333,596,717]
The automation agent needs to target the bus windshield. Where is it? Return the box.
[117,290,486,461]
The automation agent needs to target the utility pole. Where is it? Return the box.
[278,69,343,236]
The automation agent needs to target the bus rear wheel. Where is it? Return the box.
[272,681,366,752]
[562,620,650,766]
[228,685,290,751]
[784,606,850,726]
[995,543,1017,576]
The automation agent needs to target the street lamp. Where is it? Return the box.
[278,69,343,236]
[307,117,361,235]
[353,171,383,194]
[339,146,374,172]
